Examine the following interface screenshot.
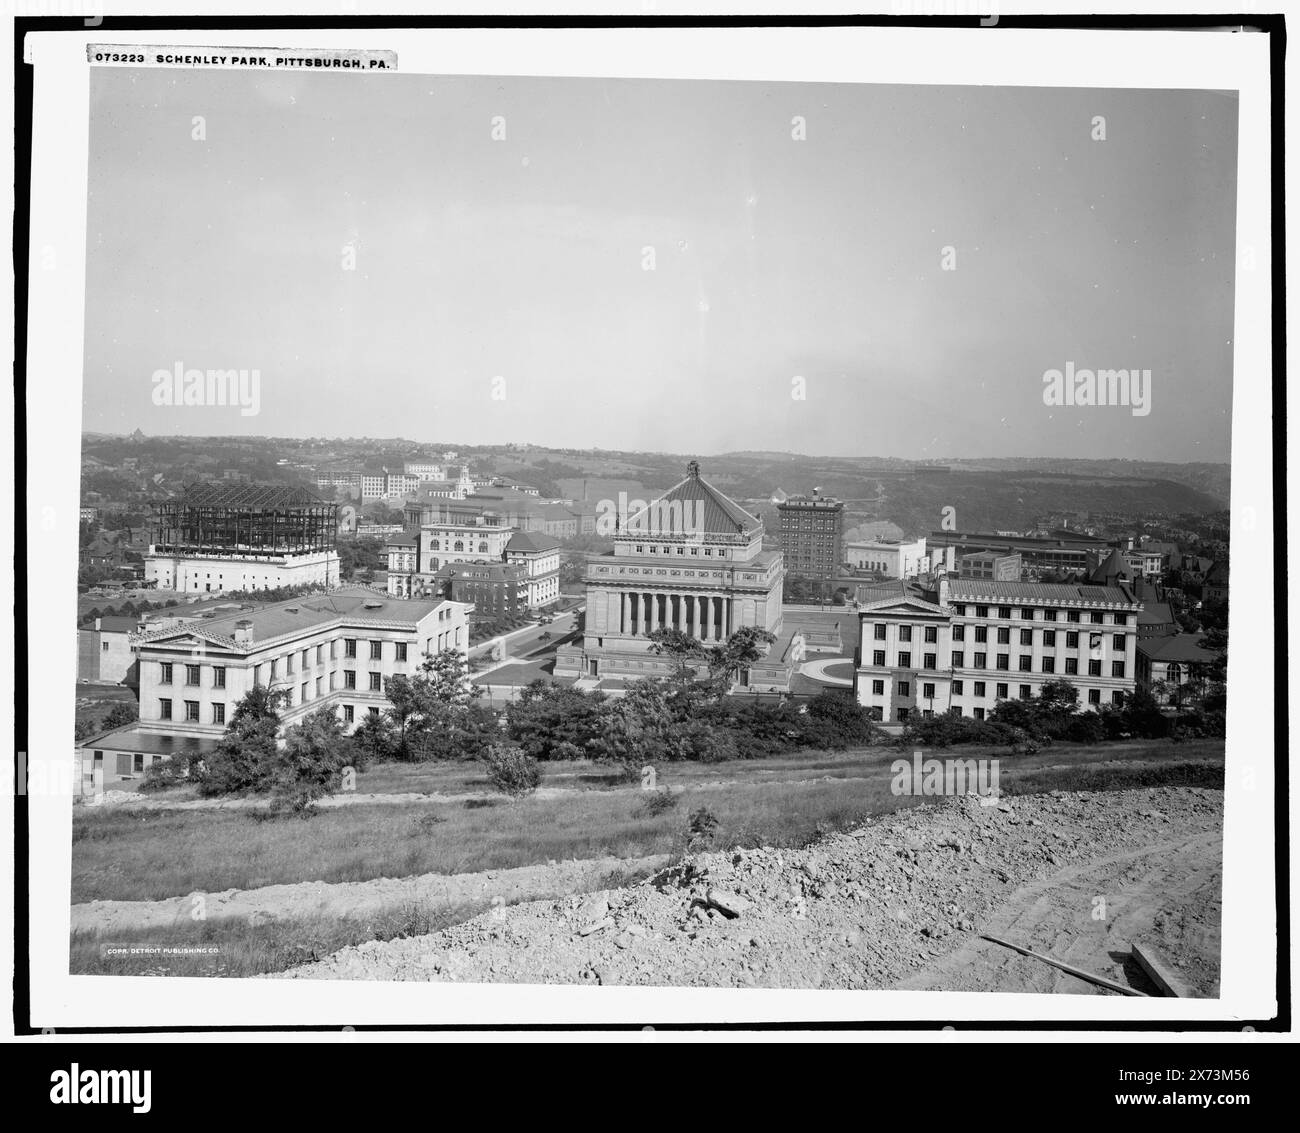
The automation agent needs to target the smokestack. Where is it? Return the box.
[233,618,254,645]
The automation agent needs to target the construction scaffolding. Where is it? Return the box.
[150,483,339,558]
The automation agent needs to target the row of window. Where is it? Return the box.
[949,605,1129,624]
[869,649,1125,677]
[877,624,1128,650]
[867,680,1125,706]
[158,662,227,688]
[633,544,732,558]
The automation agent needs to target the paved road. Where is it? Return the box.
[469,608,581,663]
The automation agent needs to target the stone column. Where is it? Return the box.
[622,592,630,634]
[648,592,658,633]
[697,595,708,641]
[676,594,687,632]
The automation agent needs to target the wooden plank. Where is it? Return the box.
[979,934,1148,996]
[1131,943,1192,998]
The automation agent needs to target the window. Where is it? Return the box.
[996,683,1008,699]
[1088,689,1102,705]
[997,627,1010,645]
[1065,658,1078,675]
[317,645,324,665]
[368,707,380,718]
[1067,610,1080,623]
[116,754,132,776]
[396,643,408,662]
[345,671,357,689]
[158,698,172,719]
[998,606,1011,619]
[923,653,937,670]
[1043,630,1057,646]
[872,650,885,666]
[923,626,937,644]
[952,680,964,695]
[270,660,278,681]
[1112,634,1125,651]
[1019,655,1033,672]
[951,650,965,667]
[212,703,225,725]
[1020,629,1033,646]
[286,653,295,675]
[1042,657,1055,674]
[370,641,383,660]
[1044,609,1057,622]
[1066,632,1080,648]
[953,605,966,616]
[973,707,985,720]
[184,700,200,722]
[345,639,357,658]
[975,605,988,617]
[952,625,965,642]
[899,625,912,642]
[302,649,310,668]
[1021,608,1035,620]
[898,682,911,697]
[1111,661,1126,678]
[1090,612,1104,624]
[1114,613,1128,626]
[973,681,986,697]
[922,682,936,699]
[898,652,911,669]
[301,681,309,702]
[1113,691,1125,705]
[369,672,383,691]
[973,652,986,669]
[102,641,109,652]
[871,679,884,695]
[343,704,355,723]
[1088,660,1102,676]
[996,654,1010,671]
[185,664,200,686]
[213,667,226,689]
[1019,685,1032,700]
[873,623,887,641]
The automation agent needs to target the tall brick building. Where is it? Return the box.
[777,494,844,579]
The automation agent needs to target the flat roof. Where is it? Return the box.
[78,726,222,756]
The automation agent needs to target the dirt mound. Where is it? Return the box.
[275,787,1223,991]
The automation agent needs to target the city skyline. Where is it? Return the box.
[84,70,1238,462]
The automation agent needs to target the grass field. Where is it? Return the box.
[72,738,1225,905]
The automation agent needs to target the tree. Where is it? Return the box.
[198,685,288,796]
[507,681,606,760]
[380,649,491,761]
[706,626,777,690]
[102,702,137,730]
[274,706,356,812]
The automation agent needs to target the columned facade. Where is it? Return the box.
[554,461,786,685]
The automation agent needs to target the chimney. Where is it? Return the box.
[233,619,254,645]
[938,575,950,608]
[94,617,102,631]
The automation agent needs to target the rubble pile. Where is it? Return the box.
[279,786,1223,988]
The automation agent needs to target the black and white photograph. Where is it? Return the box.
[11,5,1287,1062]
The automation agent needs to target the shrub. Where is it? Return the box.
[634,788,679,818]
[139,752,202,793]
[686,805,719,851]
[482,743,542,796]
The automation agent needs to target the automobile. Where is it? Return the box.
[538,614,554,624]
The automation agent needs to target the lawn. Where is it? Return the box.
[71,737,1224,904]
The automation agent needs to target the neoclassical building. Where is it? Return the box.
[555,461,784,683]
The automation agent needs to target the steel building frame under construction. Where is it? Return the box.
[150,483,339,559]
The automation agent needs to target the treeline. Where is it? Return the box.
[901,678,1226,751]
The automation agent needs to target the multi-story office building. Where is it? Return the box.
[504,531,562,608]
[404,460,447,481]
[929,529,1113,576]
[777,494,844,579]
[854,577,1142,723]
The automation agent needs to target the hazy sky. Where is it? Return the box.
[83,69,1237,461]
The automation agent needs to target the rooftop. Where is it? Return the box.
[137,586,452,650]
[946,579,1142,608]
[1137,634,1221,664]
[624,461,762,538]
[77,725,223,756]
[506,531,562,554]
